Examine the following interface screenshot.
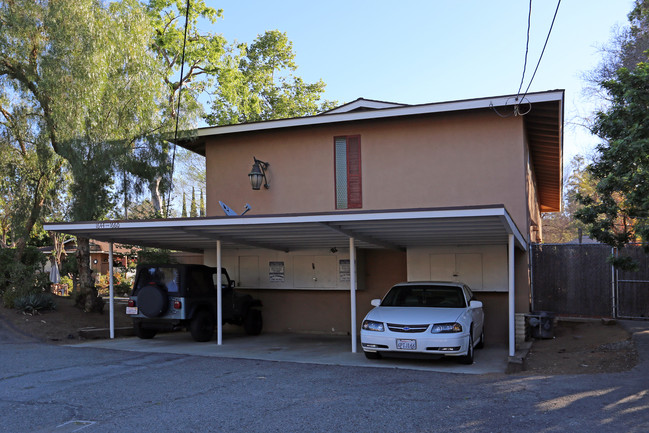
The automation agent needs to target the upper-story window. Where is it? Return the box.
[334,135,362,209]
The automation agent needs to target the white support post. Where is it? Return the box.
[508,234,515,357]
[349,237,357,353]
[216,240,223,346]
[109,242,115,339]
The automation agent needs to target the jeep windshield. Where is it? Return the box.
[136,267,180,293]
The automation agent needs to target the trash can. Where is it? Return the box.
[526,311,555,339]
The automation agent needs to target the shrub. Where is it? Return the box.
[96,272,133,297]
[137,248,177,265]
[0,247,50,309]
[13,292,57,314]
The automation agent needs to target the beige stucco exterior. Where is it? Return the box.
[198,104,555,345]
[206,110,530,236]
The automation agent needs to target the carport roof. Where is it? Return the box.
[44,205,526,253]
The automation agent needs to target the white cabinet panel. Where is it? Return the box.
[456,253,483,290]
[238,256,259,287]
[429,253,483,289]
[429,254,456,281]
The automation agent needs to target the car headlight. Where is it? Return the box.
[362,320,385,332]
[431,322,463,333]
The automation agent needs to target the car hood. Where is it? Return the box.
[365,307,463,324]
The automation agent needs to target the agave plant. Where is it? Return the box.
[14,293,57,314]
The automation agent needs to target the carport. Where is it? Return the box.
[44,204,526,357]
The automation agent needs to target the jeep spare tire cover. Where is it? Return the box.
[138,284,168,317]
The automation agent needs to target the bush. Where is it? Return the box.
[138,248,177,265]
[13,292,57,314]
[59,275,74,296]
[96,272,133,297]
[0,247,50,309]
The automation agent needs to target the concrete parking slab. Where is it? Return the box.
[70,332,508,374]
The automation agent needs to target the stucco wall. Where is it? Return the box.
[211,249,408,335]
[205,109,529,238]
[200,108,536,343]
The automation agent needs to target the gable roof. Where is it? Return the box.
[180,90,564,212]
[321,97,407,114]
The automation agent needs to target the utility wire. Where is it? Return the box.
[508,0,561,116]
[520,0,562,101]
[165,0,191,218]
[516,0,533,99]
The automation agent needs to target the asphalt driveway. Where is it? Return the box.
[1,320,649,432]
[71,331,509,374]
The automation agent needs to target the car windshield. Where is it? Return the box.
[381,285,466,308]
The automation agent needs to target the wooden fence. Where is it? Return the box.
[531,243,649,319]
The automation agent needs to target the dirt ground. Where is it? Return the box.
[0,295,132,343]
[523,319,639,375]
[0,296,640,375]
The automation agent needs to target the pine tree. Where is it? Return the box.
[199,189,205,217]
[190,187,198,217]
[181,192,187,218]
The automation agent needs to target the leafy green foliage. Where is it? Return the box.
[96,272,133,297]
[137,248,178,265]
[542,156,595,243]
[0,247,50,308]
[576,63,649,253]
[207,30,336,125]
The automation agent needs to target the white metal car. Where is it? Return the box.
[361,282,485,364]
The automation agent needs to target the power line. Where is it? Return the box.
[520,0,562,101]
[509,0,561,116]
[165,0,191,218]
[517,0,533,98]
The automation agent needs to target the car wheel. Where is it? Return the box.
[476,327,485,349]
[138,283,168,318]
[134,322,157,339]
[364,351,382,360]
[243,309,263,336]
[190,310,215,342]
[459,333,474,365]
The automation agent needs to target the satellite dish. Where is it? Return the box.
[219,201,238,216]
[219,201,253,216]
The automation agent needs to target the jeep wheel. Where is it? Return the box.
[190,310,215,342]
[138,283,168,318]
[243,309,263,336]
[134,322,157,339]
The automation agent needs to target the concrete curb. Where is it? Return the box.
[506,341,532,373]
[78,326,134,339]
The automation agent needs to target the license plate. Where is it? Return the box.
[396,339,417,350]
[126,306,138,315]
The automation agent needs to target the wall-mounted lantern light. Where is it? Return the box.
[248,157,270,190]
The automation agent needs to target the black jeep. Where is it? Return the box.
[127,264,263,342]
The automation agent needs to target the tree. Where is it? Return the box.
[586,1,649,93]
[576,63,649,267]
[0,0,174,311]
[190,187,198,217]
[181,192,188,218]
[206,30,336,125]
[0,85,64,255]
[541,156,594,243]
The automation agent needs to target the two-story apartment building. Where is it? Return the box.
[45,90,563,356]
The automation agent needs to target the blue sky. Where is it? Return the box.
[208,0,635,164]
